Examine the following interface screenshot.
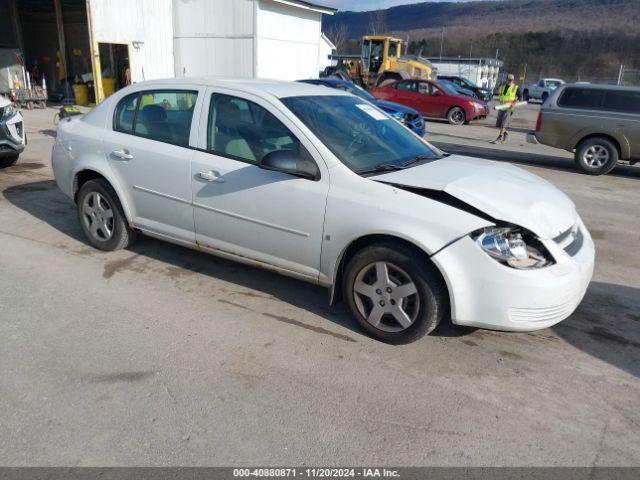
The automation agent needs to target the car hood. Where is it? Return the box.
[373,99,419,115]
[372,155,577,239]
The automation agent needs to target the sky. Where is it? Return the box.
[320,0,469,12]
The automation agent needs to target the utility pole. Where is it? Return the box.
[439,26,445,62]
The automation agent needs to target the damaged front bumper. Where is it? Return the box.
[431,218,595,331]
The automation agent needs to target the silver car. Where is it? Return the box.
[52,78,594,344]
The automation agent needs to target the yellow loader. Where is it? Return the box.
[328,36,434,89]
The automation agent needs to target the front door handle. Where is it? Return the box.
[111,149,134,161]
[198,170,224,182]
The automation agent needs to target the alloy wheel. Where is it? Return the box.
[352,261,420,332]
[450,108,465,125]
[81,191,115,242]
[583,145,610,168]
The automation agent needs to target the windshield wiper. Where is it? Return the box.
[357,155,434,176]
[357,153,444,176]
[357,163,405,175]
[399,154,434,168]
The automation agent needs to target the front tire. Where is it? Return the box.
[77,179,137,251]
[0,155,18,168]
[343,242,446,344]
[447,107,466,126]
[574,137,619,175]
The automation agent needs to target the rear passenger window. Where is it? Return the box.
[394,81,416,92]
[602,90,640,114]
[207,94,302,164]
[134,91,198,146]
[558,88,605,110]
[114,94,138,133]
[113,90,198,146]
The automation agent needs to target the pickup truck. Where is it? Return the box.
[522,78,565,103]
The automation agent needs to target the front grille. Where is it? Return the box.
[564,229,584,256]
[554,224,583,257]
[554,226,573,244]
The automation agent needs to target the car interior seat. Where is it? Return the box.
[214,100,255,161]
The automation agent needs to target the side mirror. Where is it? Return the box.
[259,150,320,181]
[433,89,444,96]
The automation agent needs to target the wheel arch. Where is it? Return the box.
[73,168,134,222]
[447,105,467,124]
[573,133,629,160]
[328,233,451,310]
[374,70,408,88]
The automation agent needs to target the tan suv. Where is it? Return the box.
[527,84,640,175]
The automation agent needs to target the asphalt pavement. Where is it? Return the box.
[1,104,639,466]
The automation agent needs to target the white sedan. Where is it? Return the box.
[52,78,594,344]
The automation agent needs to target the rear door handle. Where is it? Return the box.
[111,149,134,161]
[198,170,224,182]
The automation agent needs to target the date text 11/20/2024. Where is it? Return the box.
[233,468,400,478]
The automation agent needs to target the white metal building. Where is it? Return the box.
[173,0,335,81]
[317,32,336,74]
[0,0,335,102]
[89,0,175,83]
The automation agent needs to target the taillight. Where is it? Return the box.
[535,111,543,132]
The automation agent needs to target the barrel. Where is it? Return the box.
[72,84,89,106]
[102,77,116,98]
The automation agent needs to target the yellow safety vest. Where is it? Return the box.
[498,83,519,103]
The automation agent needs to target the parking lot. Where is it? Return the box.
[1,104,639,466]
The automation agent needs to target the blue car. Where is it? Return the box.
[298,78,426,137]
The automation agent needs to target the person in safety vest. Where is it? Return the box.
[492,73,522,144]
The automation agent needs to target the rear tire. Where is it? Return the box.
[0,155,18,168]
[574,137,619,175]
[447,107,466,126]
[77,179,137,251]
[523,90,530,102]
[343,242,446,344]
[541,92,549,103]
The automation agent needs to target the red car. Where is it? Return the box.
[372,79,490,125]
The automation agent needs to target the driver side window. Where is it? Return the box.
[207,94,302,164]
[417,82,432,95]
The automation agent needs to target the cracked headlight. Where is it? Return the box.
[472,226,554,269]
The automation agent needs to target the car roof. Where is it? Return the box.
[300,78,347,85]
[123,77,351,99]
[558,83,640,92]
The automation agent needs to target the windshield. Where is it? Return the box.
[461,78,480,89]
[340,82,376,102]
[282,95,442,174]
[436,81,459,96]
[547,80,563,88]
